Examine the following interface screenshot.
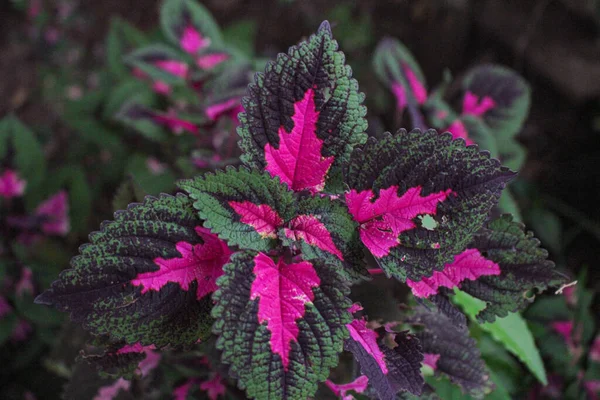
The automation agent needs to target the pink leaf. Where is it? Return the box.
[250,252,320,370]
[131,227,231,300]
[36,191,70,236]
[0,296,12,318]
[551,321,574,344]
[591,335,600,362]
[406,249,501,298]
[346,186,453,257]
[205,98,243,123]
[403,64,427,104]
[94,378,131,400]
[0,169,26,198]
[200,374,226,400]
[197,53,229,69]
[264,88,334,193]
[325,375,369,400]
[284,215,344,260]
[422,353,440,371]
[346,317,388,374]
[173,379,200,400]
[11,319,32,342]
[154,60,189,78]
[444,119,474,145]
[153,111,199,135]
[181,25,210,54]
[229,201,283,239]
[392,82,407,111]
[462,91,496,117]
[16,267,34,297]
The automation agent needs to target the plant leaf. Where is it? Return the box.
[281,195,366,280]
[238,21,367,193]
[35,194,229,347]
[213,251,351,400]
[0,116,46,194]
[160,0,223,51]
[452,290,548,385]
[345,129,515,281]
[125,44,190,85]
[409,306,492,398]
[345,312,424,398]
[178,167,296,252]
[457,214,568,322]
[83,342,160,379]
[407,249,501,298]
[373,37,428,113]
[460,65,530,142]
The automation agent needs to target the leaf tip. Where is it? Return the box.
[318,20,332,34]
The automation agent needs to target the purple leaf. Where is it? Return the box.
[345,311,424,398]
[0,169,26,198]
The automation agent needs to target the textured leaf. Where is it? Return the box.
[179,167,296,252]
[460,65,530,141]
[238,21,367,192]
[160,0,223,51]
[457,214,568,322]
[453,290,548,385]
[281,195,365,279]
[213,251,351,400]
[345,129,514,281]
[345,312,424,399]
[373,38,428,112]
[84,342,161,379]
[35,194,229,347]
[409,306,492,398]
[406,249,501,298]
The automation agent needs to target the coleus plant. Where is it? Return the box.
[116,0,257,170]
[37,21,568,400]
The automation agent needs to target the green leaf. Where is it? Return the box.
[345,130,515,282]
[453,290,548,385]
[458,214,568,322]
[281,195,367,281]
[45,166,93,234]
[103,79,157,120]
[213,251,351,400]
[160,0,223,48]
[125,154,176,195]
[0,116,47,192]
[409,306,492,398]
[125,44,190,85]
[222,19,257,57]
[179,167,296,252]
[106,16,148,78]
[238,21,368,191]
[461,65,530,142]
[36,194,225,347]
